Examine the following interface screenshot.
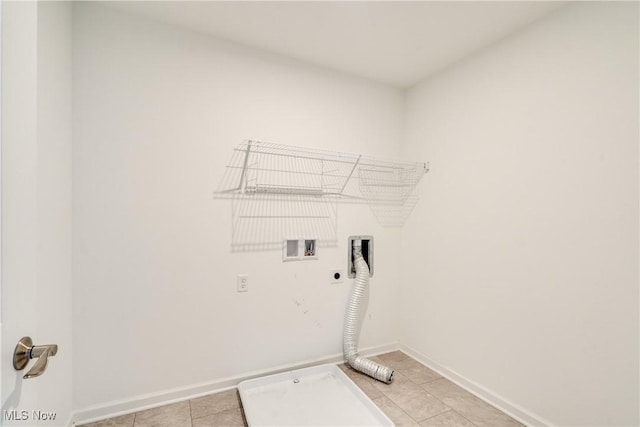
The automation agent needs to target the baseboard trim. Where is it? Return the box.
[399,344,553,427]
[71,342,399,426]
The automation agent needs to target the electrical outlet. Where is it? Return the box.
[237,274,249,292]
[330,269,344,284]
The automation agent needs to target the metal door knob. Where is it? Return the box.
[13,337,58,379]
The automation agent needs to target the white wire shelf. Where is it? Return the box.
[215,140,429,206]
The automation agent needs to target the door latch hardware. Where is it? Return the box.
[13,336,58,379]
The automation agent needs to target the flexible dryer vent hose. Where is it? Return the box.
[343,241,394,384]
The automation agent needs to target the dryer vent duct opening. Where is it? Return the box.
[343,238,393,384]
[348,236,373,278]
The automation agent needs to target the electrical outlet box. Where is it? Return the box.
[237,274,249,292]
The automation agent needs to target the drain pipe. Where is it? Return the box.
[343,240,394,384]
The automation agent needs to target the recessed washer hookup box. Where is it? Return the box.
[238,363,394,426]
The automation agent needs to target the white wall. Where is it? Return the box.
[72,2,403,415]
[2,2,73,425]
[401,2,639,426]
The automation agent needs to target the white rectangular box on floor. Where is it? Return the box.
[238,364,394,426]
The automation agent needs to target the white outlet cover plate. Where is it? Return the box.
[237,274,249,292]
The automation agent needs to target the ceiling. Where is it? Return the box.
[105,1,565,89]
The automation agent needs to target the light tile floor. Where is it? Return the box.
[83,351,523,427]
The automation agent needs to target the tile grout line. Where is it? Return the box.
[411,373,505,427]
[412,376,450,415]
[381,357,453,425]
[418,376,517,427]
[378,387,421,425]
[416,408,479,427]
[411,376,457,425]
[457,411,478,427]
[417,407,454,424]
[344,359,418,425]
[391,352,458,424]
[378,394,419,426]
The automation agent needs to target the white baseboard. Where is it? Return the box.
[399,344,554,427]
[73,342,552,427]
[71,342,398,426]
